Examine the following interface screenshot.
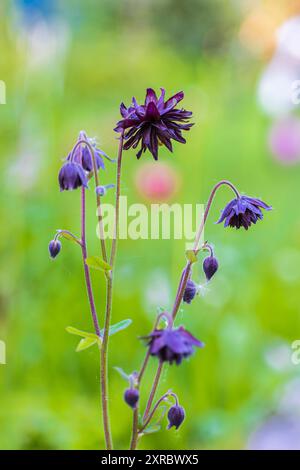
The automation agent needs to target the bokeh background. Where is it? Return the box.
[1,0,300,450]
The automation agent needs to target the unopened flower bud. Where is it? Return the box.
[95,184,115,197]
[167,405,185,430]
[203,256,218,281]
[48,240,61,259]
[124,388,139,409]
[183,279,197,304]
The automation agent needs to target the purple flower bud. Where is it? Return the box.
[167,405,185,430]
[48,240,61,258]
[124,388,139,409]
[58,162,88,191]
[183,279,197,304]
[95,184,115,197]
[203,256,218,281]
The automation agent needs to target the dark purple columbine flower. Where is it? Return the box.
[114,88,193,160]
[124,388,139,409]
[58,161,88,191]
[81,145,105,172]
[203,256,218,281]
[68,132,106,173]
[48,239,61,258]
[167,405,185,430]
[217,195,272,230]
[183,279,197,304]
[146,326,204,365]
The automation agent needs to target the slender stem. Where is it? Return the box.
[55,229,82,246]
[80,187,101,336]
[88,141,108,263]
[130,408,139,450]
[202,241,214,257]
[100,274,113,450]
[133,180,240,446]
[100,133,124,450]
[143,361,163,422]
[138,350,150,383]
[110,133,124,266]
[193,179,240,251]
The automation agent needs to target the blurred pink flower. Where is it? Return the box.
[134,162,180,202]
[268,118,300,164]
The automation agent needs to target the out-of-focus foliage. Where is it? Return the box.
[0,0,300,450]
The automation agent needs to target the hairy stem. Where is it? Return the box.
[100,133,124,450]
[130,408,139,450]
[100,274,113,450]
[143,361,163,422]
[80,187,101,336]
[109,132,124,266]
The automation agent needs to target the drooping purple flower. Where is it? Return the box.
[217,195,272,230]
[58,161,88,191]
[183,279,197,304]
[68,132,106,172]
[114,88,194,160]
[48,239,61,258]
[203,256,218,281]
[167,405,185,430]
[146,326,204,365]
[81,146,105,172]
[124,388,139,409]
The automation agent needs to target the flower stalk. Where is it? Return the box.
[100,132,124,450]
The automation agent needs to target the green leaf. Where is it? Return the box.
[101,319,132,337]
[66,326,99,340]
[185,250,198,264]
[76,337,98,352]
[85,256,111,272]
[141,424,161,435]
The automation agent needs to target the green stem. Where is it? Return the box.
[130,408,139,450]
[100,133,124,450]
[142,361,163,422]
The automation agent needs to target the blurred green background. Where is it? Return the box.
[1,0,300,450]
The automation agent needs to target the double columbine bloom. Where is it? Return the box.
[217,195,272,230]
[146,325,204,365]
[114,88,193,160]
[58,131,106,191]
